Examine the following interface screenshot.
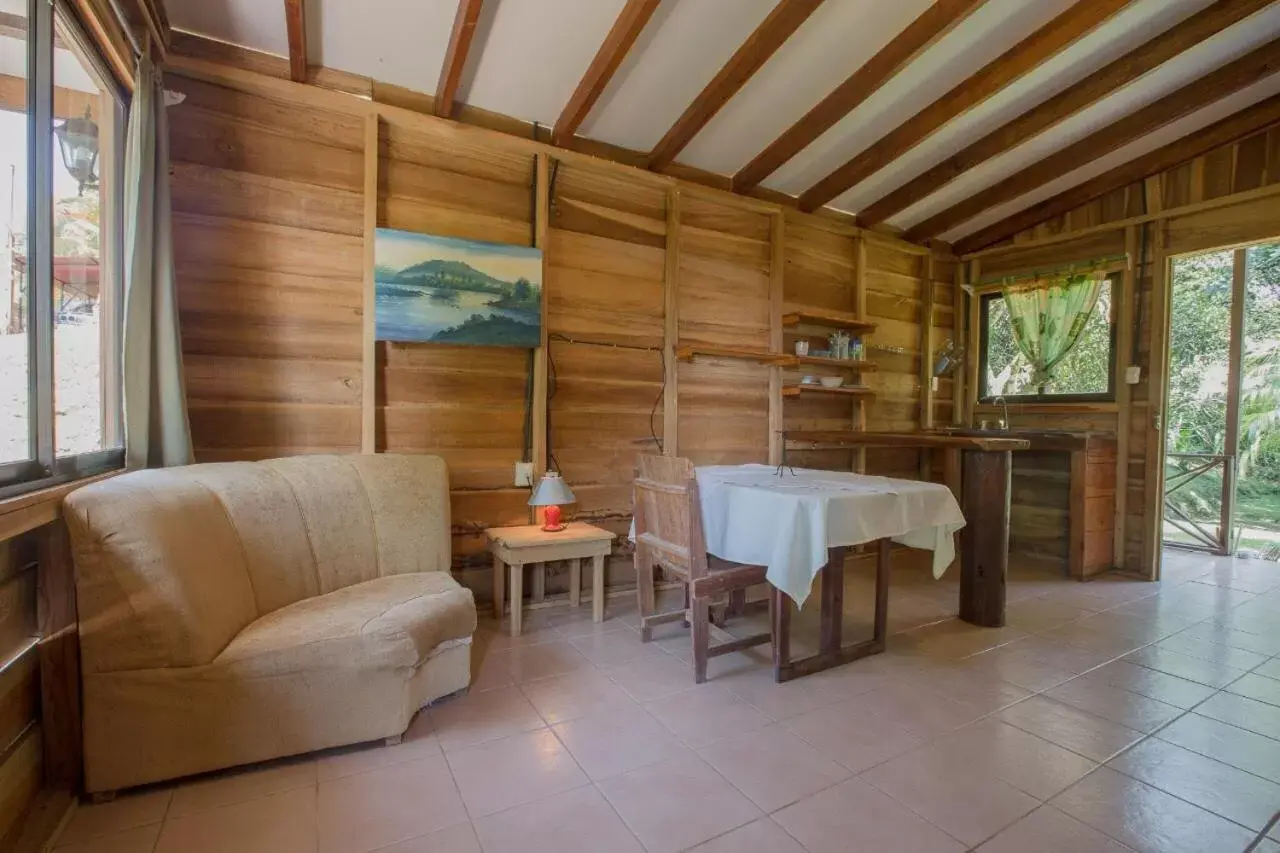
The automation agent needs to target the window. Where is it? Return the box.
[979,275,1117,402]
[0,0,124,498]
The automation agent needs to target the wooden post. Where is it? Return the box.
[1112,226,1136,568]
[768,212,784,466]
[952,262,965,426]
[965,260,981,425]
[662,189,681,457]
[360,111,379,453]
[853,235,867,472]
[919,253,935,479]
[959,449,1010,627]
[1141,213,1169,581]
[1221,248,1247,554]
[532,153,551,488]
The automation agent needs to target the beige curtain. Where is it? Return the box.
[122,55,191,468]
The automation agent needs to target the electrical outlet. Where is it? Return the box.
[931,376,939,392]
[514,462,534,487]
[1125,365,1141,385]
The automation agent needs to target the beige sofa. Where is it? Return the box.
[63,454,476,794]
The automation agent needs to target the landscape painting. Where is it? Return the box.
[374,229,542,347]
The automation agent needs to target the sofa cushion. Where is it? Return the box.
[215,573,477,678]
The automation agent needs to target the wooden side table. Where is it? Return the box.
[485,522,615,636]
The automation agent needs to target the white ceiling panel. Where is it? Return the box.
[310,0,456,93]
[578,0,779,152]
[677,0,937,176]
[941,73,1280,245]
[762,0,1078,197]
[167,0,289,57]
[890,3,1280,230]
[462,0,631,126]
[833,0,1215,215]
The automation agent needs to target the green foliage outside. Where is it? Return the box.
[1165,245,1280,555]
[984,282,1113,397]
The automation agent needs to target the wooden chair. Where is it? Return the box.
[632,454,773,683]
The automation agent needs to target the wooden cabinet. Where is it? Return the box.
[1006,432,1117,579]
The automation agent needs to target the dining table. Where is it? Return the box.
[691,464,966,682]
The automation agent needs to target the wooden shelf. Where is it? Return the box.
[793,356,878,371]
[782,384,875,398]
[782,309,877,333]
[675,344,795,366]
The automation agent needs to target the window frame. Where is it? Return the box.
[977,274,1119,405]
[0,0,128,501]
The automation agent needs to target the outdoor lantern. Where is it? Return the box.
[528,471,576,532]
[55,107,99,196]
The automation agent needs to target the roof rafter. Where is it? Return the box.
[283,0,306,83]
[733,0,985,193]
[796,0,1130,213]
[647,0,826,171]
[552,0,662,147]
[436,0,485,119]
[907,39,1280,242]
[954,92,1280,255]
[859,0,1272,226]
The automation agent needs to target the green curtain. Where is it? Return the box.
[1001,271,1104,389]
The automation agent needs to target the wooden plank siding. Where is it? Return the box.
[965,120,1280,578]
[164,70,952,603]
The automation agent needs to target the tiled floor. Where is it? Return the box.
[54,550,1280,853]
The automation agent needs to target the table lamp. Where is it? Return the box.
[528,471,576,532]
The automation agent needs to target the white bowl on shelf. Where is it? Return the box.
[819,376,844,388]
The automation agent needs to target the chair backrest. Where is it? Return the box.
[63,453,451,673]
[633,454,709,580]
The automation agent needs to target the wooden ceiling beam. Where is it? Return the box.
[859,0,1272,226]
[646,0,826,170]
[954,92,1280,255]
[283,0,306,83]
[796,0,1130,212]
[552,0,661,147]
[733,0,985,193]
[436,0,485,119]
[908,40,1280,242]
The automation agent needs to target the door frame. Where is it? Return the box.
[1148,240,1260,575]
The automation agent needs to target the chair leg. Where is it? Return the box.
[691,596,710,684]
[682,583,691,628]
[636,546,656,642]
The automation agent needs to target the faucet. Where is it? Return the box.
[993,396,1010,431]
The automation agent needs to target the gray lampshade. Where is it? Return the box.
[528,471,576,506]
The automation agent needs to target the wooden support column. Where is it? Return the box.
[952,261,966,426]
[1221,247,1247,554]
[1112,225,1136,567]
[532,152,551,520]
[965,260,981,424]
[853,235,867,472]
[1141,208,1169,581]
[919,253,935,480]
[360,111,379,454]
[959,449,1010,627]
[769,213,785,466]
[663,189,681,457]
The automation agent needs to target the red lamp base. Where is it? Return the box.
[541,505,565,532]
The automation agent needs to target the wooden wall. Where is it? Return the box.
[965,120,1280,578]
[165,67,953,598]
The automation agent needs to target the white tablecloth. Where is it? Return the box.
[693,465,966,607]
